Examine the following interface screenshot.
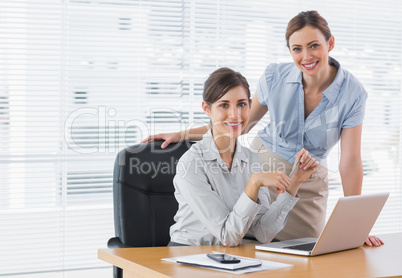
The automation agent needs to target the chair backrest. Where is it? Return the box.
[112,141,193,247]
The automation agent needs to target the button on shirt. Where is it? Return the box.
[169,130,298,246]
[257,58,367,164]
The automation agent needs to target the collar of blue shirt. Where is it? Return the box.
[285,57,345,104]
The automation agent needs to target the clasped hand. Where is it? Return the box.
[251,149,319,195]
[291,149,319,184]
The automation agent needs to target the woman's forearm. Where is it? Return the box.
[286,179,301,197]
[182,125,210,141]
[339,161,363,196]
[339,125,363,196]
[244,175,260,203]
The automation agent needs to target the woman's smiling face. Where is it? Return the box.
[288,25,334,77]
[202,85,250,140]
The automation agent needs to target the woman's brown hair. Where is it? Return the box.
[286,11,332,47]
[203,67,250,105]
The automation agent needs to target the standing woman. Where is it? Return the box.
[143,11,382,246]
[169,67,317,246]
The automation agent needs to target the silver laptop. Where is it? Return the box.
[256,192,389,256]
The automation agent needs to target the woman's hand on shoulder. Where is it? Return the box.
[141,132,183,149]
[291,149,319,184]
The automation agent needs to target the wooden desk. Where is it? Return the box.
[99,233,402,278]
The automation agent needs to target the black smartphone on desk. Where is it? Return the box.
[207,253,240,264]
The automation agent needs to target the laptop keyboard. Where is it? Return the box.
[283,242,316,251]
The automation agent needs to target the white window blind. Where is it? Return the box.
[0,0,401,276]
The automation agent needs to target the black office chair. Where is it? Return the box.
[107,140,193,278]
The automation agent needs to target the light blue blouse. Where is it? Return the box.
[257,58,367,164]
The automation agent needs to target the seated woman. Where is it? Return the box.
[169,67,318,246]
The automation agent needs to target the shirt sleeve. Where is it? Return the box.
[248,191,299,243]
[256,63,277,106]
[174,156,261,247]
[342,92,367,129]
